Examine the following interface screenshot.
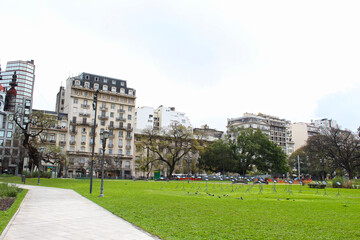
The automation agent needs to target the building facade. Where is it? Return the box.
[227,113,295,155]
[56,72,136,178]
[135,105,192,131]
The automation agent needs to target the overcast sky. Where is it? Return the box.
[1,0,359,132]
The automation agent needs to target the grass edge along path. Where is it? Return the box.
[1,177,360,240]
[0,188,28,235]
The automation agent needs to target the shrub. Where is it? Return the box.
[0,183,21,198]
[332,176,344,188]
[40,172,52,179]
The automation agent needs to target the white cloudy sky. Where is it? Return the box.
[1,0,360,132]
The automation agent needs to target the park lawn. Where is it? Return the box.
[1,177,360,240]
[0,189,28,235]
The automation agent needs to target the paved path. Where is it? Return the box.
[1,184,160,240]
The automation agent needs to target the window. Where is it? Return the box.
[95,77,99,81]
[94,83,99,90]
[127,115,132,120]
[74,90,79,95]
[75,80,80,86]
[121,82,125,86]
[119,131,123,137]
[118,139,123,147]
[6,131,12,138]
[84,99,88,105]
[84,82,90,88]
[101,121,105,126]
[73,98,78,104]
[61,121,66,128]
[0,130,4,137]
[119,149,123,155]
[128,106,132,112]
[129,90,133,95]
[112,80,116,85]
[84,91,88,96]
[111,86,116,92]
[103,85,108,91]
[120,88,125,94]
[109,149,113,154]
[81,135,86,143]
[81,146,85,152]
[110,112,114,118]
[103,78,107,83]
[111,104,115,109]
[85,75,90,80]
[0,139,3,146]
[73,107,77,113]
[50,135,55,142]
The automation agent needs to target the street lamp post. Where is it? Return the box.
[320,158,326,180]
[38,147,45,185]
[90,90,99,194]
[99,131,109,197]
[185,155,192,184]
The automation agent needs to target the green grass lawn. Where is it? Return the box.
[0,188,28,235]
[1,177,360,240]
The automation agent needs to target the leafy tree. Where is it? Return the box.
[139,123,202,178]
[200,127,288,176]
[199,139,233,174]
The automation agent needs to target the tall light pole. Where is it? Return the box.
[99,131,109,197]
[90,89,99,194]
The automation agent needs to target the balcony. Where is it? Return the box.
[77,121,90,126]
[126,136,132,140]
[70,141,76,145]
[116,117,126,122]
[126,145,131,150]
[81,141,86,145]
[79,113,90,117]
[108,134,114,138]
[108,144,114,148]
[126,127,133,131]
[117,109,125,113]
[81,104,90,109]
[98,115,109,120]
[89,123,98,127]
[108,125,115,129]
[69,130,78,134]
[48,140,56,145]
[100,106,108,111]
[59,141,66,145]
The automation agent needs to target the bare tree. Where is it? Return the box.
[12,111,57,173]
[305,127,360,179]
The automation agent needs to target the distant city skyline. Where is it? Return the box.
[1,0,359,132]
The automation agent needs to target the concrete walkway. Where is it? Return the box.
[1,184,160,240]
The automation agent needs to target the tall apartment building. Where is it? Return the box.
[0,60,35,109]
[291,118,337,151]
[227,113,295,155]
[135,105,192,131]
[291,122,319,151]
[0,61,35,175]
[56,72,136,178]
[55,86,65,114]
